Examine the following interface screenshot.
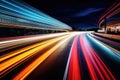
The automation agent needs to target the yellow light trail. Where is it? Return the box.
[0,35,67,62]
[12,34,74,80]
[0,35,69,76]
[0,39,52,62]
[0,32,69,52]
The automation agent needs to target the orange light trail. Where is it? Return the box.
[0,34,68,62]
[0,35,69,76]
[12,34,74,80]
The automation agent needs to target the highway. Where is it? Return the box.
[0,32,120,80]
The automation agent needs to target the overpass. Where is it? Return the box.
[98,2,120,34]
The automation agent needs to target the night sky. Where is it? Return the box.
[22,0,118,30]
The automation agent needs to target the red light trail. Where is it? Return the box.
[67,35,81,80]
[0,32,120,80]
[80,34,115,80]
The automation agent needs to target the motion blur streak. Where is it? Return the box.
[90,34,120,47]
[85,34,115,80]
[12,34,73,80]
[67,35,81,80]
[87,44,115,80]
[87,34,120,61]
[0,34,68,62]
[80,34,98,80]
[90,34,120,55]
[0,35,68,76]
[80,34,116,80]
[63,32,80,80]
[0,33,69,52]
[0,32,120,80]
[0,0,71,30]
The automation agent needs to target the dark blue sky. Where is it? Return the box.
[22,0,118,30]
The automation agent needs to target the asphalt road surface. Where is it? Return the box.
[0,32,120,80]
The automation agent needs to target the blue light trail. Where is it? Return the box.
[0,0,72,30]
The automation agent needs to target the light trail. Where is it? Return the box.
[12,33,74,80]
[0,35,67,62]
[63,36,75,80]
[85,34,115,80]
[90,34,120,47]
[80,34,98,80]
[87,34,120,61]
[0,35,68,77]
[80,34,116,80]
[90,34,120,55]
[87,43,115,80]
[67,35,81,80]
[63,32,81,80]
[0,0,71,30]
[0,32,120,80]
[0,33,69,52]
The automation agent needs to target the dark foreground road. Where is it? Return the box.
[0,32,120,80]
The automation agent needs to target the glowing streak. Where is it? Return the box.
[0,33,67,44]
[0,0,72,29]
[98,40,120,55]
[63,33,80,80]
[63,38,75,80]
[67,35,81,80]
[0,35,68,76]
[90,34,120,55]
[87,34,120,61]
[12,34,73,80]
[0,36,66,62]
[80,34,98,80]
[0,33,68,52]
[80,34,116,79]
[91,34,120,46]
[87,43,115,80]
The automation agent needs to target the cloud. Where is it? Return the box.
[74,8,103,17]
[72,23,97,30]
